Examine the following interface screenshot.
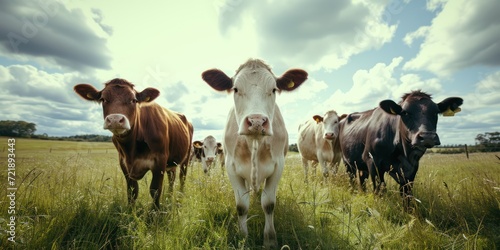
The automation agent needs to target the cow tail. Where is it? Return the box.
[251,140,259,192]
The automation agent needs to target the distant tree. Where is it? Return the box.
[0,120,36,137]
[475,132,500,152]
[289,143,299,152]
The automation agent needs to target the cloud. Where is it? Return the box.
[320,57,445,116]
[403,26,429,46]
[0,64,106,135]
[404,0,500,76]
[217,0,397,71]
[0,1,112,71]
[465,70,500,110]
[426,0,449,12]
[91,8,113,36]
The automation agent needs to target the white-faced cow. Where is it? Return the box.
[297,110,346,181]
[193,135,221,174]
[338,90,463,206]
[74,78,193,208]
[202,59,307,248]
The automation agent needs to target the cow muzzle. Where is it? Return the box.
[323,132,336,140]
[413,131,440,148]
[239,114,272,136]
[104,114,131,135]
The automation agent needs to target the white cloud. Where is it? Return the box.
[403,26,430,47]
[217,0,397,71]
[404,0,500,76]
[426,0,449,12]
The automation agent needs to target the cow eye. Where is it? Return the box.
[131,99,138,104]
[233,88,238,93]
[272,88,277,94]
[100,98,108,104]
[400,110,408,116]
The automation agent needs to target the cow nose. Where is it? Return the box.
[324,132,334,140]
[206,156,215,162]
[241,114,271,136]
[416,132,440,148]
[104,114,131,134]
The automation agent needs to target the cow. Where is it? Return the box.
[73,78,193,208]
[297,110,346,181]
[193,135,221,174]
[338,90,463,206]
[202,58,307,248]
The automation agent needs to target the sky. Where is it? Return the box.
[0,0,499,146]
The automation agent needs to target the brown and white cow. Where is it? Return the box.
[74,78,193,207]
[193,135,221,174]
[297,110,346,181]
[339,90,463,206]
[202,59,307,248]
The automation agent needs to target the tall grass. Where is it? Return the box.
[1,138,499,249]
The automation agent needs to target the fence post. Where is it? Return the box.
[464,144,469,159]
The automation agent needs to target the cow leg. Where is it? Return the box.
[166,168,176,192]
[301,157,309,182]
[261,162,283,249]
[125,177,139,204]
[119,161,139,204]
[150,169,165,208]
[319,160,329,178]
[229,174,250,238]
[179,163,188,191]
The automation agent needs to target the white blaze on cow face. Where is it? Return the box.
[232,66,277,137]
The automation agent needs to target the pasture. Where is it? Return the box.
[1,137,499,249]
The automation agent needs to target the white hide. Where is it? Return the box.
[297,110,343,180]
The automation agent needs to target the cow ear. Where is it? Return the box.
[339,114,348,121]
[193,141,203,148]
[437,97,463,116]
[137,88,159,103]
[380,100,403,115]
[74,84,101,102]
[313,115,323,123]
[276,69,308,91]
[202,69,233,92]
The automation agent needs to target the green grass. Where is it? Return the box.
[1,137,499,249]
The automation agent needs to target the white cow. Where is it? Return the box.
[193,135,219,174]
[202,58,307,248]
[297,111,346,181]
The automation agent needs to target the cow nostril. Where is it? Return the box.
[119,117,125,124]
[247,118,253,127]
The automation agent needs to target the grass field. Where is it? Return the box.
[1,137,499,249]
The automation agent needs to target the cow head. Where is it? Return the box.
[74,78,159,136]
[379,91,463,148]
[313,111,347,140]
[202,59,307,137]
[195,136,218,162]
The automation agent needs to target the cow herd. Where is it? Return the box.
[74,58,463,248]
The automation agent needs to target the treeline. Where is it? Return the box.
[38,134,112,142]
[0,120,36,137]
[0,120,111,142]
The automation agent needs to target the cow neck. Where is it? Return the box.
[112,128,133,144]
[397,116,426,159]
[397,116,411,158]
